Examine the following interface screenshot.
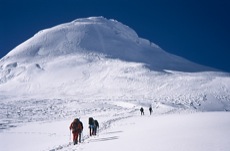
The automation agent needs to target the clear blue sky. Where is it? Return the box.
[1,0,230,72]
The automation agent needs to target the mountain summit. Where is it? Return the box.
[2,17,212,72]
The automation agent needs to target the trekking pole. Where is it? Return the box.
[81,131,84,142]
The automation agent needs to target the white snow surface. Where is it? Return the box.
[1,106,230,151]
[0,17,230,151]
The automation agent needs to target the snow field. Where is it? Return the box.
[1,111,229,151]
[81,112,230,151]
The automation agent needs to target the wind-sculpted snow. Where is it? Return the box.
[0,98,126,131]
[1,53,229,110]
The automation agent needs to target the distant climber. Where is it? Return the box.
[140,107,144,115]
[69,118,83,145]
[149,106,153,115]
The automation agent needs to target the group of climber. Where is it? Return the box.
[69,106,153,145]
[69,117,99,145]
[140,106,153,115]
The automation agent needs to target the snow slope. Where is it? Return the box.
[0,17,230,151]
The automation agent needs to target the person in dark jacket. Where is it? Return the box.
[93,120,99,135]
[88,117,94,136]
[140,107,144,115]
[149,106,153,115]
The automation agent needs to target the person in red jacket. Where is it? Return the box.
[69,118,83,145]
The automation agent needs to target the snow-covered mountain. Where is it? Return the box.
[1,17,213,72]
[0,16,229,110]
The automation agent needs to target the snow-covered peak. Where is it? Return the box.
[2,17,213,72]
[4,16,140,59]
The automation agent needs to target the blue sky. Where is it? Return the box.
[1,0,230,72]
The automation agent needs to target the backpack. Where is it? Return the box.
[94,120,99,127]
[71,118,81,132]
[89,117,94,125]
[72,122,78,131]
[140,108,143,112]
